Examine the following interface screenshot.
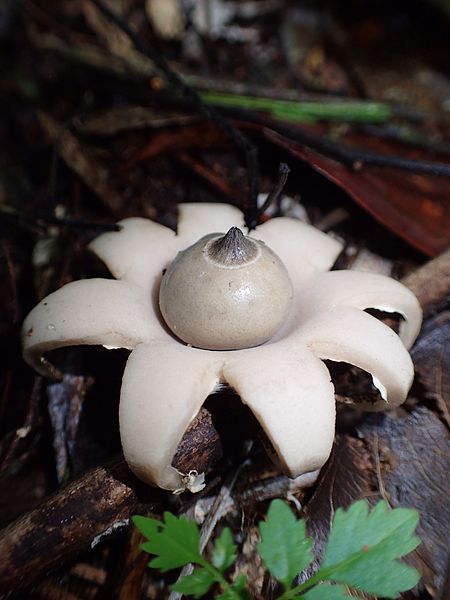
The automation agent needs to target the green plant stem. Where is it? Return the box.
[196,557,242,599]
[199,92,393,124]
[276,548,372,599]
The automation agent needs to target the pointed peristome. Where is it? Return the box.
[160,229,293,350]
[207,227,258,266]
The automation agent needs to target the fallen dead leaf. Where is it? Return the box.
[264,127,450,256]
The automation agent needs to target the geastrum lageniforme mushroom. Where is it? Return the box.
[22,203,422,492]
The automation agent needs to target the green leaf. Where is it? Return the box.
[257,499,313,590]
[301,583,353,599]
[212,528,237,571]
[321,500,421,598]
[217,574,250,600]
[132,515,162,538]
[171,568,215,598]
[233,573,248,590]
[133,511,202,571]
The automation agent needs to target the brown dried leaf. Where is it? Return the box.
[122,123,230,171]
[264,128,450,256]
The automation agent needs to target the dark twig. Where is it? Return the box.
[34,213,121,232]
[0,203,120,233]
[258,162,290,222]
[88,0,260,229]
[220,107,450,177]
[284,128,450,176]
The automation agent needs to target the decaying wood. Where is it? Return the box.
[172,407,223,473]
[0,458,160,595]
[0,407,223,596]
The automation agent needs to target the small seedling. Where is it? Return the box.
[133,499,421,599]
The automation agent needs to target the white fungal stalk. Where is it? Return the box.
[22,203,422,492]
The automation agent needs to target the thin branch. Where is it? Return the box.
[0,203,120,233]
[258,162,290,220]
[221,107,450,177]
[266,120,450,177]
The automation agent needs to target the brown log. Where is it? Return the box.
[0,458,160,595]
[0,407,222,596]
[172,407,223,473]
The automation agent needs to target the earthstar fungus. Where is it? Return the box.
[22,203,422,492]
[159,226,294,350]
